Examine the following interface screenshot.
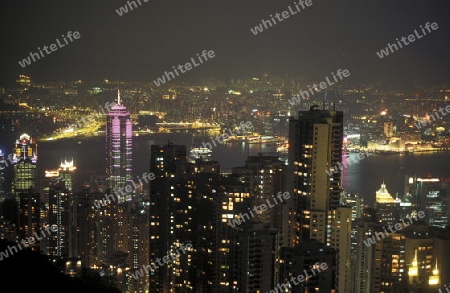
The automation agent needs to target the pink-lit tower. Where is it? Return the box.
[105,90,133,201]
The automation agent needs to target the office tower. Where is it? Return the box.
[47,178,69,257]
[374,182,401,226]
[44,159,76,258]
[405,175,448,228]
[12,133,37,199]
[288,105,343,244]
[105,90,133,201]
[149,143,194,292]
[11,133,38,240]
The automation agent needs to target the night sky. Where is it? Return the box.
[1,0,449,86]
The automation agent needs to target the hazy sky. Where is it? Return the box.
[1,0,449,86]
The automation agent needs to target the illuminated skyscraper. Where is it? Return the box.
[287,106,345,292]
[44,159,77,258]
[148,143,194,292]
[12,133,37,198]
[288,106,343,244]
[12,134,38,240]
[106,90,133,201]
[374,182,401,226]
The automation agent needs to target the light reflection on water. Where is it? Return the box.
[38,134,449,206]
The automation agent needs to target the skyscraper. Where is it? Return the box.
[288,105,343,244]
[12,133,37,198]
[148,143,194,292]
[287,105,346,292]
[374,182,401,226]
[44,159,77,258]
[12,133,38,240]
[105,90,133,201]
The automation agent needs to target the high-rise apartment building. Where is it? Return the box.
[232,154,286,231]
[287,106,345,292]
[288,106,343,244]
[148,143,194,292]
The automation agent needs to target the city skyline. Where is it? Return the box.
[1,1,450,292]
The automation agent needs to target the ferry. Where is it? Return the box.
[189,147,212,162]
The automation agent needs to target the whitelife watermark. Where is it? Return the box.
[153,50,215,87]
[201,121,253,150]
[267,262,329,293]
[326,151,372,176]
[18,31,81,68]
[363,211,425,247]
[130,243,193,279]
[229,192,290,228]
[92,172,156,208]
[414,104,450,129]
[0,151,15,168]
[376,22,439,59]
[439,282,450,293]
[116,0,149,16]
[250,0,313,35]
[0,224,58,261]
[288,69,350,106]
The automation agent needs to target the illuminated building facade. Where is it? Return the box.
[279,239,336,293]
[404,175,448,228]
[352,208,383,293]
[288,106,343,244]
[0,150,6,201]
[44,159,77,258]
[12,133,37,199]
[287,106,344,291]
[149,143,194,292]
[374,182,401,226]
[12,134,39,240]
[232,155,286,230]
[106,90,133,201]
[234,223,278,293]
[191,165,250,293]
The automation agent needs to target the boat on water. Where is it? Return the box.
[189,147,212,162]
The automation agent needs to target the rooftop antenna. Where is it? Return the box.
[117,82,121,105]
[334,89,337,111]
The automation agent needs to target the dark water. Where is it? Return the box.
[37,134,450,205]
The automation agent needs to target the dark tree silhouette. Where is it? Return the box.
[0,239,121,293]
